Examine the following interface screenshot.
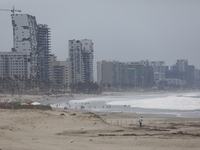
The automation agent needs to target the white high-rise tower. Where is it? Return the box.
[11,14,38,79]
[68,39,94,84]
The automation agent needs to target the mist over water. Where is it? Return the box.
[107,93,200,110]
[50,92,200,118]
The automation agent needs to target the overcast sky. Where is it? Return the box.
[1,0,200,76]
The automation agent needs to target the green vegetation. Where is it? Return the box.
[0,76,102,96]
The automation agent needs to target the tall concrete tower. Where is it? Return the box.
[68,39,94,84]
[68,40,82,84]
[81,39,94,82]
[37,24,51,81]
[11,14,38,79]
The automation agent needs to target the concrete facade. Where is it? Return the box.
[11,14,38,79]
[37,24,51,81]
[68,40,82,83]
[97,60,154,89]
[150,61,165,81]
[68,39,93,84]
[81,39,94,82]
[50,60,71,89]
[0,52,31,79]
[103,60,120,86]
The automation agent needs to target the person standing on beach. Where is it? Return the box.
[139,117,143,127]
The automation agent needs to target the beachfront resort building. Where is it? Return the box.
[150,61,165,81]
[165,59,195,88]
[119,62,145,88]
[0,13,53,82]
[97,60,120,86]
[68,39,94,84]
[97,60,151,89]
[50,60,71,89]
[37,24,51,81]
[0,12,75,91]
[0,52,31,79]
[141,60,165,82]
[11,14,38,79]
[81,39,94,82]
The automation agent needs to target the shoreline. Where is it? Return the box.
[1,89,199,103]
[1,91,200,119]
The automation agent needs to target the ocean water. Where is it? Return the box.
[49,92,200,118]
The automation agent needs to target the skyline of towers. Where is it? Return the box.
[97,59,200,89]
[11,14,52,82]
[0,11,199,90]
[0,12,95,89]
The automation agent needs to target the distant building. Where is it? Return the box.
[10,14,52,81]
[81,39,94,82]
[187,65,195,88]
[68,40,82,83]
[50,60,71,89]
[140,60,154,88]
[176,59,188,72]
[165,59,198,89]
[11,14,38,79]
[150,61,165,81]
[97,60,151,89]
[163,78,186,87]
[0,52,31,79]
[97,60,120,86]
[37,24,51,81]
[68,39,94,84]
[170,59,188,81]
[49,54,56,84]
[141,60,165,83]
[194,69,200,88]
[119,62,144,88]
[97,61,102,84]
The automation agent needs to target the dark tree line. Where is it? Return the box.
[69,82,102,94]
[0,76,103,97]
[0,76,52,96]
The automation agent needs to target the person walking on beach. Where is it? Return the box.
[139,117,143,127]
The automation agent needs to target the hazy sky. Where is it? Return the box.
[1,0,200,72]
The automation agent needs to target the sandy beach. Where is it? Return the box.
[0,107,200,150]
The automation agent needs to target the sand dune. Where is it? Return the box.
[0,108,200,150]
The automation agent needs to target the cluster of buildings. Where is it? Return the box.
[0,12,199,91]
[0,13,94,90]
[97,59,200,90]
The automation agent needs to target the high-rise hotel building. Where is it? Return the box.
[81,39,94,82]
[68,39,94,84]
[11,14,38,79]
[0,14,51,80]
[0,52,31,79]
[37,24,51,81]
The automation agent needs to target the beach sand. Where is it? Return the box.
[0,107,200,150]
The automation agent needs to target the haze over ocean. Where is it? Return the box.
[49,91,200,118]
